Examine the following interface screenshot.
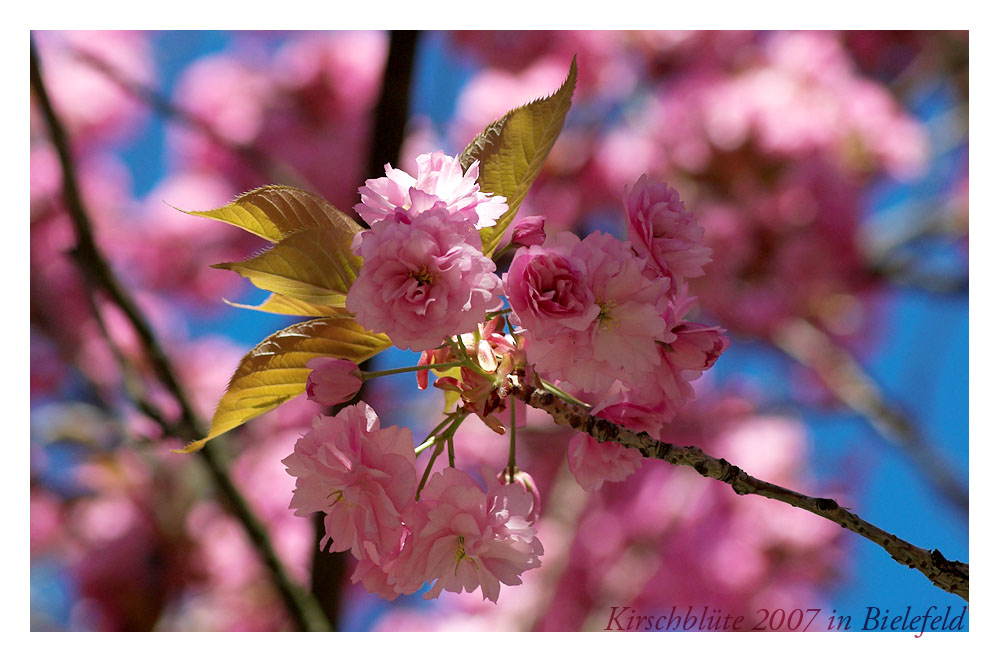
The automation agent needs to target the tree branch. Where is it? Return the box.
[510,381,970,602]
[771,317,969,516]
[31,38,331,632]
[67,45,313,190]
[366,30,419,182]
[305,30,424,625]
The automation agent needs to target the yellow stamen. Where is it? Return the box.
[596,299,618,330]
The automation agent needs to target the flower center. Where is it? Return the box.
[454,535,478,573]
[411,266,436,287]
[596,299,618,330]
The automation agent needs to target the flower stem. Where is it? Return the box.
[447,336,470,360]
[486,307,512,320]
[415,414,457,456]
[415,440,445,501]
[363,361,464,381]
[446,337,495,381]
[540,379,592,409]
[507,402,517,483]
[415,412,468,499]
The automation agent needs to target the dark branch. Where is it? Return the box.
[771,317,969,517]
[67,45,313,189]
[30,38,331,632]
[307,29,423,626]
[366,30,419,182]
[511,381,970,602]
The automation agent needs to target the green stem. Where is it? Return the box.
[415,412,468,499]
[446,337,495,381]
[492,242,518,260]
[486,307,512,320]
[415,414,456,456]
[507,402,517,483]
[363,361,464,381]
[540,379,592,409]
[415,440,445,501]
[447,336,470,360]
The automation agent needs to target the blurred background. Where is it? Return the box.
[29,30,968,631]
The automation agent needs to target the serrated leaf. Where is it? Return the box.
[461,57,577,256]
[224,293,349,318]
[213,224,363,306]
[181,185,361,243]
[179,318,391,452]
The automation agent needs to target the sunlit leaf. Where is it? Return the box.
[434,365,463,414]
[213,224,363,306]
[460,57,577,256]
[179,318,391,452]
[223,293,349,318]
[180,185,361,243]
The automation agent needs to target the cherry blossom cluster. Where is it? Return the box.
[283,151,728,602]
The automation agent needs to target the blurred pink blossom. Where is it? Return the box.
[32,31,153,147]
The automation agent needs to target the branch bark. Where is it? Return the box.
[30,38,331,632]
[771,317,969,516]
[510,381,970,602]
[366,30,419,183]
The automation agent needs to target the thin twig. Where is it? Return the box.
[31,39,331,632]
[510,381,970,601]
[771,317,969,516]
[67,46,313,190]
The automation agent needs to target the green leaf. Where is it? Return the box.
[180,185,361,243]
[223,293,349,318]
[179,318,392,452]
[460,57,577,256]
[213,224,363,306]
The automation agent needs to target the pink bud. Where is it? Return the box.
[497,468,541,524]
[305,357,363,406]
[511,215,546,247]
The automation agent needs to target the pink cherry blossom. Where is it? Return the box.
[624,174,712,289]
[497,469,541,525]
[355,151,507,230]
[511,215,547,247]
[392,468,542,603]
[655,322,729,402]
[305,357,363,407]
[567,402,646,491]
[509,231,672,393]
[424,317,526,429]
[567,433,644,492]
[346,201,502,351]
[503,241,598,339]
[282,402,417,562]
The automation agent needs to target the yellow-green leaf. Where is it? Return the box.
[224,293,349,318]
[181,185,361,243]
[179,318,391,452]
[461,57,577,256]
[213,224,363,306]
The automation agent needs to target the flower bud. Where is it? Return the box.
[497,468,541,524]
[305,357,363,406]
[511,215,546,247]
